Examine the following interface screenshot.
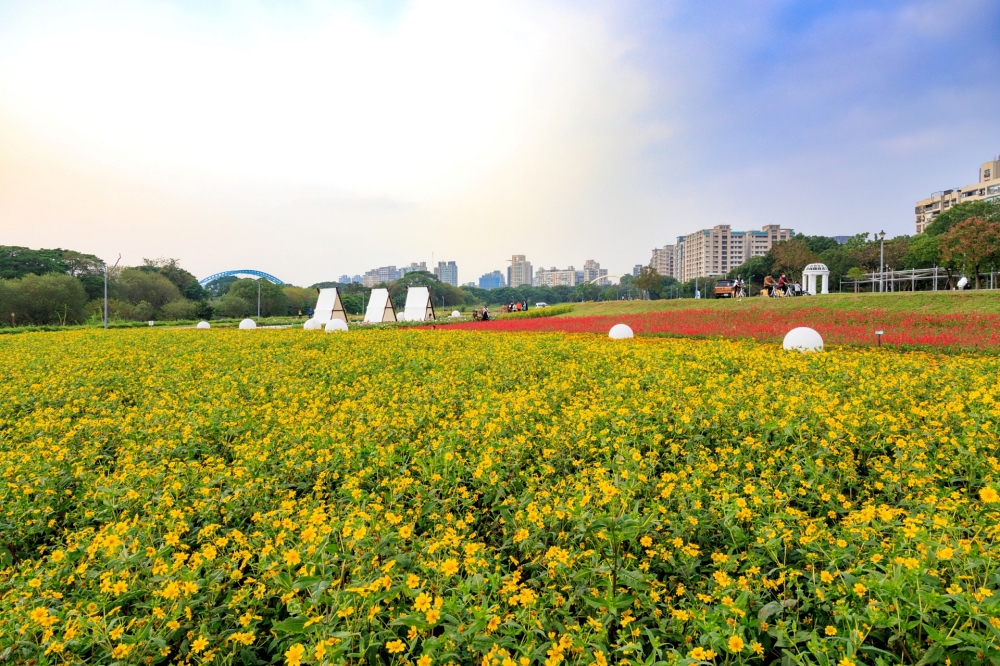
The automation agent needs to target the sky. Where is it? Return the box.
[1,0,998,287]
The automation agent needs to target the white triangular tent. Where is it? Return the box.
[363,288,397,323]
[314,287,348,326]
[402,286,435,321]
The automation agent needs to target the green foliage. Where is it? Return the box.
[0,246,70,280]
[115,268,183,310]
[924,200,1000,237]
[226,279,288,318]
[798,234,841,255]
[341,293,363,315]
[0,273,89,326]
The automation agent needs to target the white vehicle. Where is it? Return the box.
[535,302,548,308]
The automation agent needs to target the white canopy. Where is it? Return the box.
[364,288,397,323]
[314,287,348,324]
[402,286,435,322]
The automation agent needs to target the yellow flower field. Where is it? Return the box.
[1,328,999,665]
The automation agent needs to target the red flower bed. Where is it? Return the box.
[448,308,1000,349]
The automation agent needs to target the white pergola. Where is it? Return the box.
[802,263,830,295]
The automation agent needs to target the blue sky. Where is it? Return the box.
[1,0,997,285]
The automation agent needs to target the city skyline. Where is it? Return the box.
[1,1,997,286]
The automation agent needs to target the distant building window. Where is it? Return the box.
[985,169,992,180]
[989,185,1000,195]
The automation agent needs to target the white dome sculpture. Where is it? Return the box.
[802,263,830,295]
[450,310,462,318]
[325,319,349,333]
[303,318,319,330]
[783,327,823,352]
[238,319,257,330]
[196,321,211,329]
[609,323,634,340]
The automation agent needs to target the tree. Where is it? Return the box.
[116,269,183,310]
[729,255,773,288]
[924,200,1000,237]
[799,235,841,255]
[902,234,939,270]
[0,273,88,326]
[770,238,820,281]
[227,279,288,317]
[575,282,599,302]
[938,217,1000,288]
[282,286,319,315]
[141,258,199,293]
[0,246,68,280]
[632,267,662,299]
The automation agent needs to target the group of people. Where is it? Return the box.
[471,301,528,322]
[762,273,796,297]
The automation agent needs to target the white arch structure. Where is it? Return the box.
[802,263,830,295]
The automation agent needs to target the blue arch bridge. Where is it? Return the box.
[198,270,285,287]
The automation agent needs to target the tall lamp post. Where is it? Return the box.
[878,230,886,293]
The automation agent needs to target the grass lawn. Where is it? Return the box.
[562,289,1000,317]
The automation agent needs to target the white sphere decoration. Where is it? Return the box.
[783,326,823,352]
[303,318,319,330]
[325,319,349,333]
[196,321,210,329]
[238,319,256,330]
[609,323,634,340]
[450,310,462,318]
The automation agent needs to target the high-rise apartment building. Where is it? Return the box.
[534,266,579,287]
[362,265,401,287]
[632,264,643,277]
[582,259,609,285]
[400,262,428,276]
[478,270,506,290]
[338,274,351,284]
[672,224,793,282]
[650,245,675,277]
[434,261,458,287]
[915,157,1000,233]
[507,255,533,288]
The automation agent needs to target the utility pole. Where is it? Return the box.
[257,279,262,321]
[104,254,121,329]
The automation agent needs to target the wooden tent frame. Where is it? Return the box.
[315,287,348,324]
[403,286,436,321]
[363,288,397,323]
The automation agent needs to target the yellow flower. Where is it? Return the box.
[727,635,745,652]
[853,583,867,597]
[820,571,835,583]
[415,592,432,612]
[399,525,413,539]
[284,643,305,666]
[284,550,301,566]
[407,573,421,589]
[441,559,459,576]
[981,487,1000,503]
[191,637,208,654]
[386,639,406,654]
[425,608,440,624]
[594,650,608,666]
[28,578,41,589]
[111,581,128,596]
[937,547,954,560]
[825,625,837,636]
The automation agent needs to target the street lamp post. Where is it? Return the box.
[878,230,886,293]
